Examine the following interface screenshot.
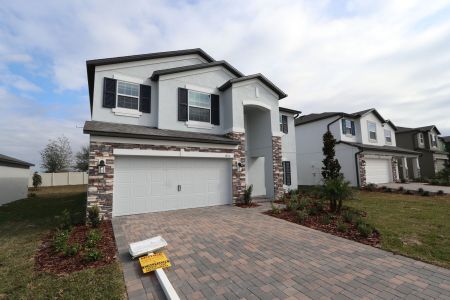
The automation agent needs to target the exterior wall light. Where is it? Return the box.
[98,160,106,174]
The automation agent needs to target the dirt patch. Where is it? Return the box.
[264,209,380,248]
[235,203,261,208]
[35,221,117,274]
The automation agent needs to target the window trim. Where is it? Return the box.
[342,119,355,136]
[282,161,292,186]
[187,89,212,123]
[384,129,392,144]
[367,121,377,142]
[116,80,140,110]
[418,132,424,145]
[430,133,437,148]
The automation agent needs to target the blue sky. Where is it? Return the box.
[1,0,450,169]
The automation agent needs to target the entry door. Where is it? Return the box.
[113,156,232,216]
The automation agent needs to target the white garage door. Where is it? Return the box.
[436,159,446,173]
[365,158,391,184]
[113,156,232,216]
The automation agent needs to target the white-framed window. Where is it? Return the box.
[117,81,139,110]
[431,133,437,147]
[367,121,377,141]
[384,129,392,144]
[188,90,211,123]
[418,133,424,144]
[342,119,355,136]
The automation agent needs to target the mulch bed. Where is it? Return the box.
[264,208,380,247]
[235,203,261,208]
[35,221,117,274]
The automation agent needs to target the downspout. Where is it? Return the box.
[327,114,344,132]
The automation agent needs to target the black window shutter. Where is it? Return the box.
[351,121,355,135]
[103,77,117,108]
[283,161,291,185]
[139,84,151,113]
[341,119,346,134]
[178,88,188,121]
[211,94,220,125]
[282,115,288,133]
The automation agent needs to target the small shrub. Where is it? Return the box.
[87,205,101,228]
[354,217,365,227]
[437,190,444,195]
[314,199,325,212]
[307,206,319,216]
[322,176,354,212]
[365,183,377,192]
[421,190,430,197]
[55,210,72,230]
[243,185,253,205]
[297,210,308,223]
[297,197,310,210]
[84,248,103,262]
[336,222,348,232]
[53,229,70,253]
[28,192,37,198]
[357,223,373,238]
[381,186,387,190]
[64,243,80,257]
[287,193,299,211]
[398,186,404,192]
[270,202,281,214]
[32,172,42,190]
[400,178,406,183]
[342,210,354,223]
[385,188,392,193]
[85,229,102,248]
[321,214,331,225]
[404,190,414,195]
[418,187,424,193]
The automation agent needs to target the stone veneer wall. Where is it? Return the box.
[225,132,246,203]
[358,154,366,187]
[272,136,284,200]
[391,158,399,182]
[88,138,240,219]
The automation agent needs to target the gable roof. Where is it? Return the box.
[279,106,301,115]
[150,60,244,81]
[83,121,240,145]
[442,136,450,143]
[0,154,34,168]
[218,74,287,99]
[86,48,216,112]
[294,108,397,130]
[396,125,441,135]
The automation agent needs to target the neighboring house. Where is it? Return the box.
[440,136,450,152]
[295,108,420,187]
[0,154,34,206]
[396,126,449,178]
[84,48,299,218]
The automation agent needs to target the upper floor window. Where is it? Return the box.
[117,81,139,110]
[418,133,424,144]
[431,133,437,147]
[188,90,211,123]
[367,121,377,141]
[280,115,288,133]
[341,119,355,136]
[384,129,392,144]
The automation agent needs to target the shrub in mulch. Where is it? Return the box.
[235,202,261,208]
[264,204,380,247]
[362,185,446,196]
[35,221,117,274]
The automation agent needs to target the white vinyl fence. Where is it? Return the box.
[29,172,88,187]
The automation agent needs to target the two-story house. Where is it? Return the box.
[295,108,420,186]
[396,126,448,179]
[83,48,299,218]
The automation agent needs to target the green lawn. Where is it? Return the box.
[347,190,450,268]
[0,186,126,299]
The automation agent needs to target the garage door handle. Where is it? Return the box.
[177,185,181,192]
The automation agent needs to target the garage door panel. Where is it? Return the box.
[365,158,391,184]
[113,156,232,216]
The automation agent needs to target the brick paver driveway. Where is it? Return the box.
[113,204,450,300]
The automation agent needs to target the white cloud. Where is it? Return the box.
[0,0,449,167]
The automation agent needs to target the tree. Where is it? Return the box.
[32,172,42,190]
[40,136,73,173]
[74,145,89,172]
[322,176,353,212]
[321,131,341,180]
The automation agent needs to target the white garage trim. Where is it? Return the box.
[113,148,234,159]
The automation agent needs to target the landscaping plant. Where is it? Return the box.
[321,130,341,180]
[52,229,70,253]
[337,222,348,232]
[243,184,253,205]
[87,205,101,228]
[357,222,373,238]
[321,176,353,212]
[321,214,331,225]
[55,209,72,230]
[270,202,280,214]
[297,210,308,223]
[32,172,42,190]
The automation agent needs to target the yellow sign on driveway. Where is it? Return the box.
[139,252,171,273]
